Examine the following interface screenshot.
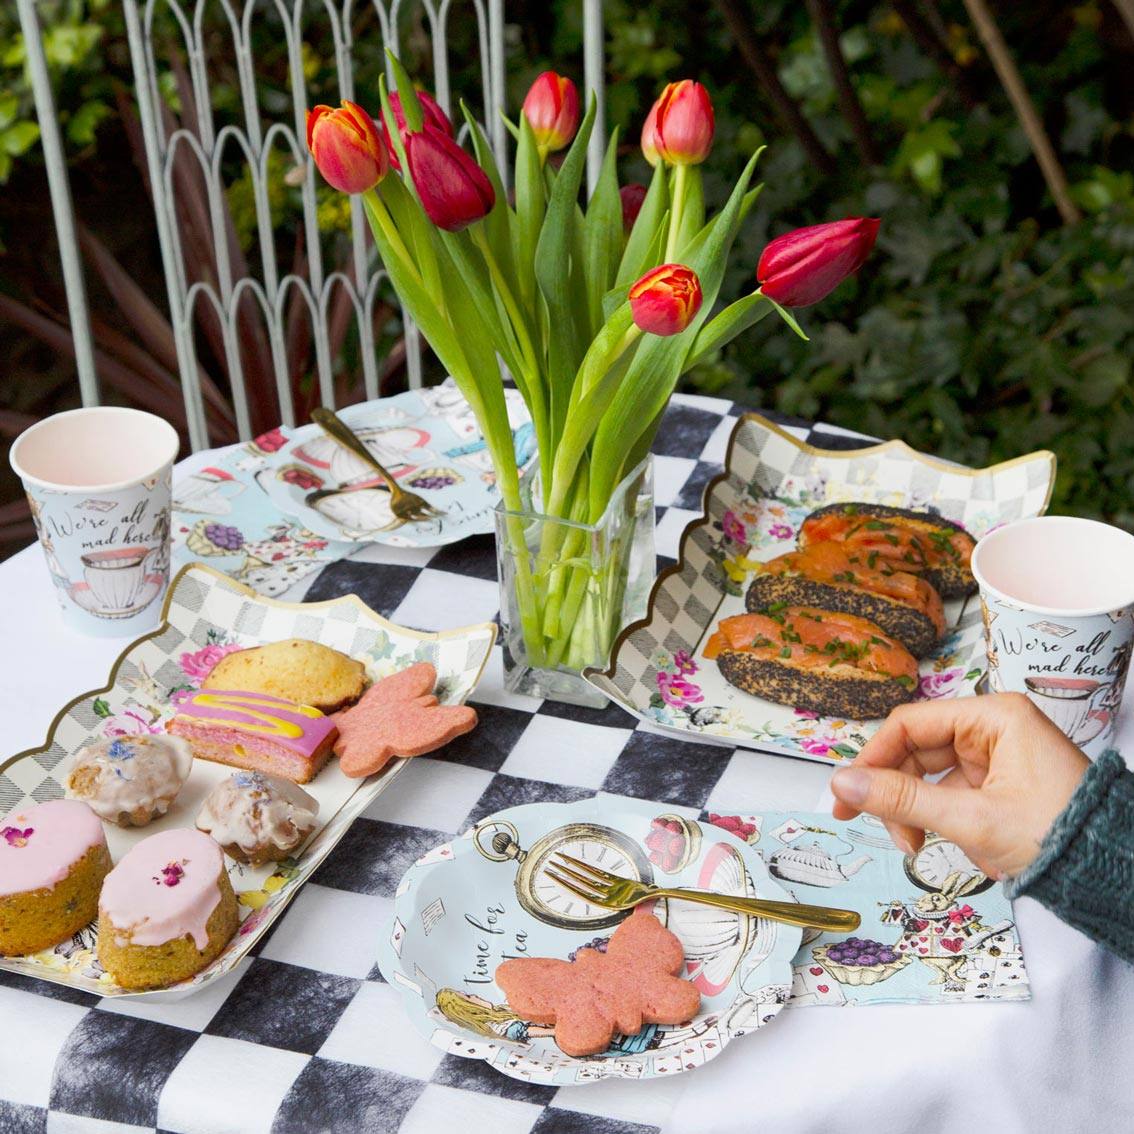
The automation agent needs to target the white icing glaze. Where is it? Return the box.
[99,828,224,949]
[195,772,318,859]
[65,734,192,824]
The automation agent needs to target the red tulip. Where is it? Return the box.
[404,125,496,232]
[629,263,703,336]
[522,71,580,155]
[757,217,880,307]
[306,101,388,194]
[649,80,714,166]
[620,183,648,232]
[380,90,453,170]
[640,101,662,167]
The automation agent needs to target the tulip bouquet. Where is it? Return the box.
[306,56,878,699]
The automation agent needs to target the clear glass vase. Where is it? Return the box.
[495,456,656,708]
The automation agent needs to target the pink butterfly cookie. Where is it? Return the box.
[333,662,477,778]
[495,906,701,1057]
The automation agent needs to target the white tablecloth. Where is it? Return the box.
[4,444,1132,1134]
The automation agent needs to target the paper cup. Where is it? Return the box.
[10,407,179,636]
[971,516,1134,757]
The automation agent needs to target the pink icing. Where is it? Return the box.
[99,828,225,949]
[0,799,106,898]
[172,689,336,757]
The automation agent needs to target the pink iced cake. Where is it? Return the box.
[97,827,239,989]
[0,798,112,956]
[167,689,337,784]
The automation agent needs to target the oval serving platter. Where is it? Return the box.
[0,562,495,999]
[378,798,801,1086]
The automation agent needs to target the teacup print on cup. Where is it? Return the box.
[972,516,1134,758]
[10,407,179,637]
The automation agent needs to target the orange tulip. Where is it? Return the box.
[640,101,662,167]
[648,80,714,166]
[306,101,388,194]
[523,71,580,155]
[629,263,703,336]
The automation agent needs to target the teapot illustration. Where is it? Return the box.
[768,830,871,889]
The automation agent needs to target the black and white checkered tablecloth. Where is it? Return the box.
[0,397,873,1134]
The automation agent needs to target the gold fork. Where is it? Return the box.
[548,852,861,934]
[310,406,444,526]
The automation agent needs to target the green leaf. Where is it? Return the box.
[2,121,39,157]
[683,293,772,372]
[0,95,18,131]
[66,100,110,146]
[616,161,669,289]
[92,697,111,719]
[461,102,519,296]
[514,113,545,312]
[534,96,598,444]
[763,295,810,341]
[672,165,705,260]
[581,128,623,337]
[384,50,424,131]
[588,150,764,514]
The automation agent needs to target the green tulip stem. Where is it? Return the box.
[663,162,688,263]
[361,189,422,289]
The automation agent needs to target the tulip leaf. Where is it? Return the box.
[587,151,762,515]
[764,294,810,341]
[581,128,623,338]
[683,292,773,372]
[461,102,519,299]
[385,50,424,132]
[616,162,669,289]
[378,76,412,191]
[535,95,597,444]
[514,112,544,313]
[500,113,520,143]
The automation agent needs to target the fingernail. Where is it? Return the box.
[831,767,871,807]
[893,834,914,856]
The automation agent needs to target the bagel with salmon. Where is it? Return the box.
[704,607,919,719]
[745,542,945,657]
[798,503,976,599]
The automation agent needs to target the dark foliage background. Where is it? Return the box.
[1,0,1132,557]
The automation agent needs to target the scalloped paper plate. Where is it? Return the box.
[585,414,1056,764]
[0,562,495,999]
[378,798,801,1086]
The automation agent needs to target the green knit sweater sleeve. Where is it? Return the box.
[1005,749,1134,963]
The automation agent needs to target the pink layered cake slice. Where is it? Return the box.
[168,689,337,784]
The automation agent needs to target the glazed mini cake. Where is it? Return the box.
[196,772,319,866]
[66,734,193,827]
[0,799,112,956]
[97,827,239,989]
[168,689,337,784]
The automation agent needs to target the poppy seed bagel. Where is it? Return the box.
[799,503,976,599]
[745,574,940,658]
[715,650,917,719]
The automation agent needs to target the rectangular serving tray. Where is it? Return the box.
[0,562,495,999]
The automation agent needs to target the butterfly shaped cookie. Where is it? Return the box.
[495,906,701,1057]
[333,662,477,777]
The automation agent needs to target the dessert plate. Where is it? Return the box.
[378,798,801,1086]
[585,414,1056,765]
[255,384,535,546]
[0,562,495,999]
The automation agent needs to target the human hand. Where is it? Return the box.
[829,693,1090,880]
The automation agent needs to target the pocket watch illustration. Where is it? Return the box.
[904,834,992,896]
[473,819,654,930]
